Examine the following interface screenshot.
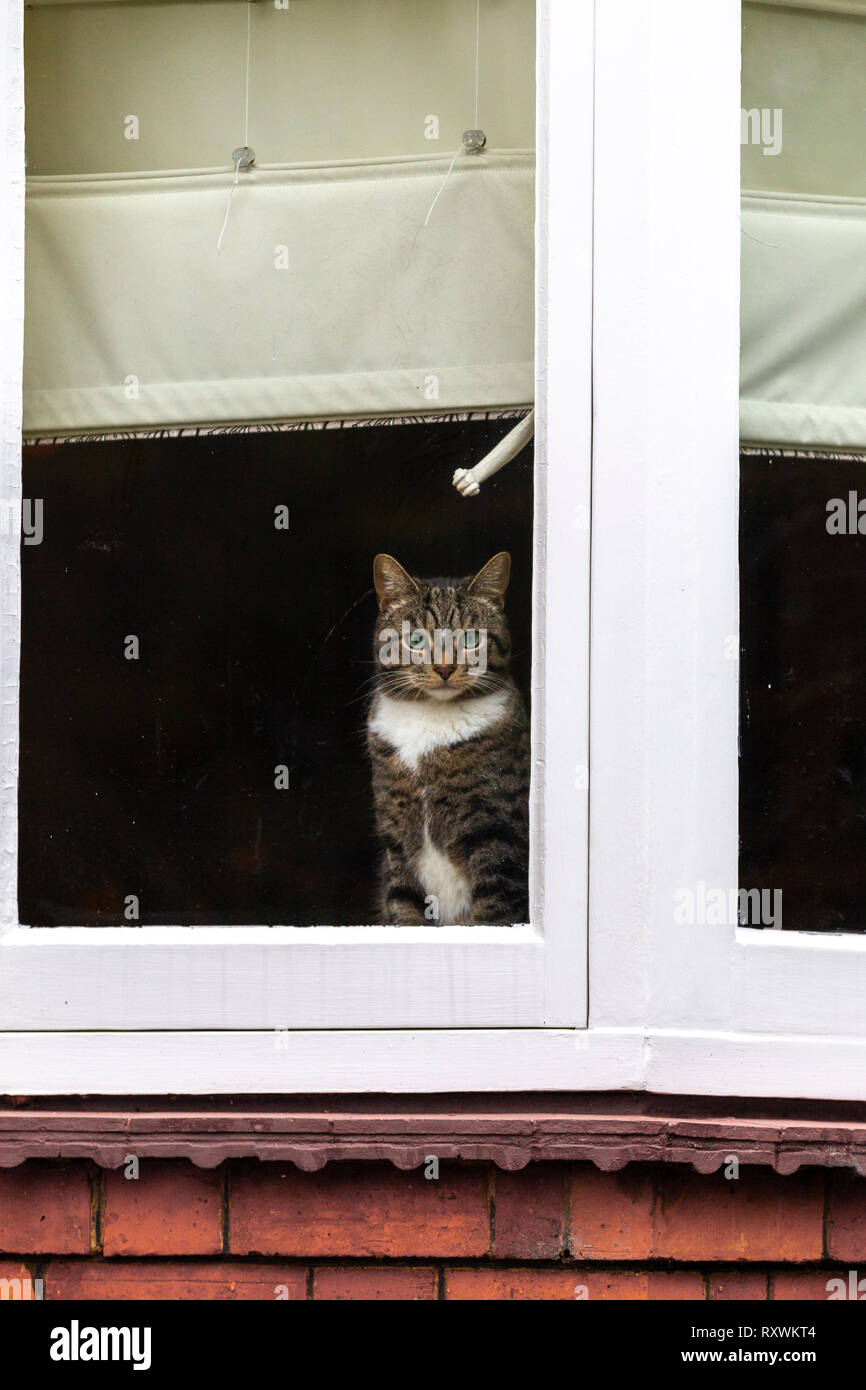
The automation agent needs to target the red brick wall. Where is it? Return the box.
[0,1159,863,1300]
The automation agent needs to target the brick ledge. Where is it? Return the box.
[2,1093,866,1172]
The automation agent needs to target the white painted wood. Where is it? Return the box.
[643,1029,866,1102]
[4,1025,866,1101]
[0,1028,641,1096]
[731,929,866,1037]
[589,0,866,1061]
[591,0,743,1042]
[0,0,592,1033]
[534,0,591,1025]
[0,925,545,1029]
[0,0,23,934]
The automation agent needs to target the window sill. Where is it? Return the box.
[2,1093,865,1173]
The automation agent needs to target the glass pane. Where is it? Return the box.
[740,1,866,931]
[21,1,537,927]
[20,421,532,925]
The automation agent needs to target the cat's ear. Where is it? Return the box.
[373,554,419,610]
[468,551,511,608]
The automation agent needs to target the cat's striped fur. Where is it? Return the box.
[367,552,529,925]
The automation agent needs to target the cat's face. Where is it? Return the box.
[372,552,513,703]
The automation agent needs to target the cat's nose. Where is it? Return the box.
[435,666,455,683]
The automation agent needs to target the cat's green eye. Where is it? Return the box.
[463,630,479,648]
[408,631,427,649]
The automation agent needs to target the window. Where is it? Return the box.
[586,0,866,1099]
[4,0,862,1102]
[740,0,866,934]
[0,0,591,1075]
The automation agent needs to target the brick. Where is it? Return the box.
[772,1270,854,1301]
[445,1268,585,1300]
[0,1262,42,1300]
[827,1171,866,1261]
[45,1261,306,1301]
[655,1167,824,1263]
[570,1165,823,1263]
[709,1271,768,1300]
[577,1270,704,1301]
[444,1268,704,1301]
[493,1165,564,1259]
[103,1162,221,1256]
[569,1164,656,1259]
[644,1271,705,1300]
[313,1267,435,1300]
[230,1161,489,1258]
[0,1162,90,1254]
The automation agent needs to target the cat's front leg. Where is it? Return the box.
[465,838,530,926]
[470,884,530,926]
[378,844,428,925]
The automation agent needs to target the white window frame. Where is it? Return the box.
[585,0,866,1102]
[3,0,865,1101]
[0,0,592,1076]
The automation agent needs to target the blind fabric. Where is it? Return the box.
[24,156,534,434]
[741,2,866,448]
[741,194,866,448]
[23,0,535,434]
[749,0,866,13]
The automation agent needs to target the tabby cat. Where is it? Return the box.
[367,551,530,925]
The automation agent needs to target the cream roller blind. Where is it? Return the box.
[23,0,535,434]
[741,1,866,448]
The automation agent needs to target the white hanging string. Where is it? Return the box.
[243,0,252,148]
[742,223,779,249]
[217,2,253,253]
[217,155,242,254]
[423,0,482,227]
[474,0,480,129]
[423,140,468,227]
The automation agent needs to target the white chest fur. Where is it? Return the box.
[415,827,472,924]
[370,689,510,772]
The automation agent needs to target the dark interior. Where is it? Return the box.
[740,449,866,932]
[20,418,533,925]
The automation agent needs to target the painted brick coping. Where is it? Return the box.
[2,1093,866,1173]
